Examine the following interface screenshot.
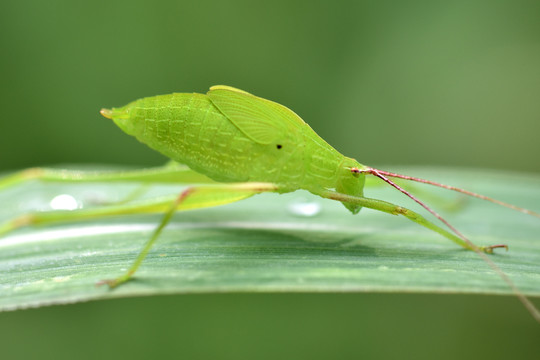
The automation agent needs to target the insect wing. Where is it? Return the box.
[207,86,289,145]
[209,85,252,95]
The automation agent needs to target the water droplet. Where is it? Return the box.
[50,194,80,210]
[288,199,321,217]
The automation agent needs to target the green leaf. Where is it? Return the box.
[0,167,539,311]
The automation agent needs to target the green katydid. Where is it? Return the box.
[0,85,539,320]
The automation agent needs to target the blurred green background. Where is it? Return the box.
[1,0,539,359]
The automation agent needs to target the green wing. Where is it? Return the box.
[207,85,303,145]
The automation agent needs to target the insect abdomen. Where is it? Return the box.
[125,93,256,182]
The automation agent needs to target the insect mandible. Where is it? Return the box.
[1,85,539,320]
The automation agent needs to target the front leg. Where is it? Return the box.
[319,189,505,253]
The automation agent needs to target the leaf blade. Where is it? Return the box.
[0,167,539,311]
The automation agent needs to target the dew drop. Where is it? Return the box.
[50,194,80,210]
[288,199,321,217]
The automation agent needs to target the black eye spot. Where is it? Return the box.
[276,144,282,149]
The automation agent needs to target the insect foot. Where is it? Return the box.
[479,244,509,254]
[96,274,132,289]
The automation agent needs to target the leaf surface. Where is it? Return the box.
[0,167,539,311]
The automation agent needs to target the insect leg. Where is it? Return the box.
[97,182,279,288]
[0,194,175,236]
[0,182,277,237]
[0,161,214,191]
[319,189,499,253]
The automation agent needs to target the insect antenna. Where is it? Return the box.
[370,169,540,219]
[353,166,540,323]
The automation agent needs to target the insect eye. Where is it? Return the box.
[276,144,282,149]
[350,167,361,178]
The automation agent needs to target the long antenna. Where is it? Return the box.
[371,169,540,219]
[352,166,540,323]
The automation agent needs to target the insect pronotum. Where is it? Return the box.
[1,85,539,321]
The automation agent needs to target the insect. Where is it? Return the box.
[1,85,539,320]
